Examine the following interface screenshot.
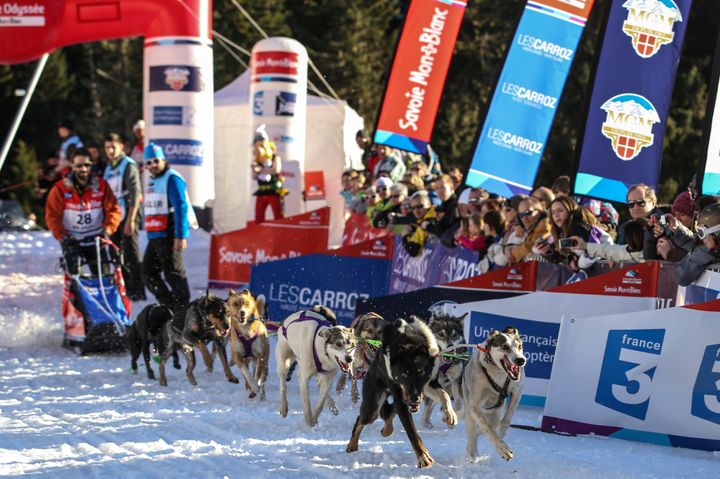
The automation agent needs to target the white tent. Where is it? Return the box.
[213,70,364,246]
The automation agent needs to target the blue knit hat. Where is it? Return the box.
[144,143,166,161]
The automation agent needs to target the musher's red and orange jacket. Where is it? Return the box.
[45,173,122,241]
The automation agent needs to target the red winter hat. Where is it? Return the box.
[671,191,694,217]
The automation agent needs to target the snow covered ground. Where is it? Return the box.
[1,230,718,478]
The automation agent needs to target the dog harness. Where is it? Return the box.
[477,345,511,410]
[281,311,333,373]
[234,327,258,358]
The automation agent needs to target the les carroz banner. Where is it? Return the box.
[465,0,595,197]
[373,0,467,154]
[574,0,693,202]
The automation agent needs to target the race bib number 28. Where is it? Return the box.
[595,329,665,420]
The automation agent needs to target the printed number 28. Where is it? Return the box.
[76,213,92,225]
[611,348,658,405]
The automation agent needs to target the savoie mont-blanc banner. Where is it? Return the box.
[574,0,692,202]
[465,0,595,197]
[543,300,720,451]
[700,32,720,196]
[373,0,467,154]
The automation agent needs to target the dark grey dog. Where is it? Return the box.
[157,292,235,387]
[128,304,178,380]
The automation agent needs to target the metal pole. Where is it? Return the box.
[0,53,49,174]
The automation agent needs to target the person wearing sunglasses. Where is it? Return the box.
[142,143,193,315]
[402,190,438,257]
[370,177,395,228]
[503,197,552,264]
[675,202,720,286]
[618,183,659,245]
[103,133,145,301]
[45,148,121,276]
[385,183,412,234]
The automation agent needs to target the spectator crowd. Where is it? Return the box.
[344,130,720,287]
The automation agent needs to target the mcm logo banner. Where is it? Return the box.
[601,94,660,161]
[621,0,683,58]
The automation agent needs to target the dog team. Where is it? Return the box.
[127,289,527,468]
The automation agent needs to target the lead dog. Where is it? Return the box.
[128,304,179,379]
[463,326,526,461]
[276,308,356,426]
[157,292,235,387]
[422,312,467,429]
[335,312,386,403]
[226,289,269,400]
[347,316,457,468]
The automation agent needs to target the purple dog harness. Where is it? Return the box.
[281,311,333,373]
[234,328,258,358]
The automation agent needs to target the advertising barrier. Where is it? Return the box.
[249,236,393,326]
[677,269,720,306]
[208,207,330,288]
[465,0,595,196]
[356,261,543,323]
[451,262,660,406]
[542,299,720,451]
[374,0,467,154]
[342,212,387,247]
[574,0,693,202]
[388,235,481,293]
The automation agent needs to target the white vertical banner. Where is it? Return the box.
[144,36,214,207]
[250,37,309,217]
[543,300,720,451]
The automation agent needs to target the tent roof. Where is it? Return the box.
[214,69,343,107]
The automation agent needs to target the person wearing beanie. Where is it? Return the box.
[251,125,286,224]
[644,190,700,263]
[371,177,395,228]
[141,143,193,315]
[671,190,695,229]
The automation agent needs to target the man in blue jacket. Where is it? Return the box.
[142,143,191,314]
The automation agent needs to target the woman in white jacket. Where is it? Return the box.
[570,217,647,264]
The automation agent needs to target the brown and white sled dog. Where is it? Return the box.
[335,312,386,403]
[226,289,270,400]
[463,326,526,462]
[276,309,357,426]
[422,312,467,429]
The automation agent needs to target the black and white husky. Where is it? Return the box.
[422,312,467,428]
[347,316,457,468]
[463,326,526,461]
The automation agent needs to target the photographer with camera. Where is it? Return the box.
[642,191,697,262]
[401,190,438,257]
[503,197,552,264]
[675,202,720,286]
[568,218,647,264]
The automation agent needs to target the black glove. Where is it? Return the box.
[60,236,78,251]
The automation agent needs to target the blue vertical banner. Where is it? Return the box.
[465,0,595,197]
[574,0,693,202]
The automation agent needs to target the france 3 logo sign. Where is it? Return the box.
[595,329,665,420]
[621,0,683,59]
[601,94,660,161]
[275,92,296,117]
[253,92,264,116]
[691,344,720,425]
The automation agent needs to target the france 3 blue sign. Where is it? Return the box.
[249,253,391,326]
[469,311,559,381]
[149,65,205,92]
[465,1,594,197]
[691,344,720,426]
[150,139,204,166]
[595,329,665,420]
[574,0,692,202]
